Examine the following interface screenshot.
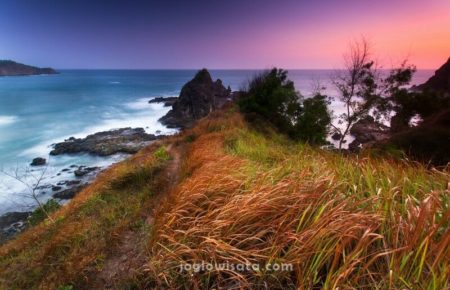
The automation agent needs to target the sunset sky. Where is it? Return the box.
[0,0,448,69]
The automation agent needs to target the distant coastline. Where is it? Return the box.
[0,60,57,77]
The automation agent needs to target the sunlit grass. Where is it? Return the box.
[148,109,449,289]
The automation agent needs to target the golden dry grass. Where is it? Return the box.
[147,108,449,289]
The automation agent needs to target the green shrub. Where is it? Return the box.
[292,94,331,144]
[29,199,61,226]
[153,146,170,161]
[238,68,330,144]
[238,68,300,133]
[184,134,197,143]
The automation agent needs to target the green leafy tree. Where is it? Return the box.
[238,68,331,145]
[238,68,300,132]
[293,94,331,144]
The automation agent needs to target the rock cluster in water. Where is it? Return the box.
[30,157,46,166]
[50,127,159,156]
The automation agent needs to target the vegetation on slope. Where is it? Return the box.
[147,109,449,289]
[0,142,174,289]
[0,106,448,289]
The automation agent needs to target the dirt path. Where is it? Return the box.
[87,143,184,289]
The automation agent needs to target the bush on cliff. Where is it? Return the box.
[238,68,330,144]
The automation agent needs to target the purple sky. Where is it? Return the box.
[0,0,449,69]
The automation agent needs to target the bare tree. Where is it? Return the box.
[331,38,380,149]
[1,165,54,222]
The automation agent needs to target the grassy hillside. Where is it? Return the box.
[0,106,449,289]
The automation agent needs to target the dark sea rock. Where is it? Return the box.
[53,185,86,199]
[0,60,57,77]
[159,69,231,128]
[30,157,46,166]
[52,185,62,191]
[74,166,100,177]
[148,96,178,107]
[417,57,450,95]
[0,211,31,243]
[331,132,342,141]
[66,180,82,186]
[349,116,390,151]
[50,127,159,156]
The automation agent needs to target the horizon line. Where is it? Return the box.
[53,67,439,71]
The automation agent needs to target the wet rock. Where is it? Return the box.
[0,211,31,244]
[53,185,86,199]
[148,96,178,107]
[74,166,99,177]
[36,184,52,190]
[30,157,46,166]
[50,128,159,156]
[331,132,342,141]
[52,186,62,191]
[66,180,82,186]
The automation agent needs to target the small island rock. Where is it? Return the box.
[30,157,46,166]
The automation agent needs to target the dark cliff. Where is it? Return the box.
[0,60,57,76]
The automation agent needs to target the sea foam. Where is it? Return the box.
[0,115,18,126]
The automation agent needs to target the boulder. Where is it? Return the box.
[74,166,100,177]
[50,128,159,156]
[331,132,342,141]
[30,157,46,166]
[349,116,390,151]
[0,211,31,244]
[53,185,86,199]
[159,69,231,128]
[0,212,30,229]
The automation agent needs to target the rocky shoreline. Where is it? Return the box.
[1,129,161,243]
[50,127,160,156]
[0,69,235,243]
[0,163,101,243]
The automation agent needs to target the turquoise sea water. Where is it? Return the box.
[0,69,433,214]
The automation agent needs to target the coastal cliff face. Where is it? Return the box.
[0,60,57,76]
[159,69,231,128]
[418,57,450,94]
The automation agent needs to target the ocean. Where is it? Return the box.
[0,69,434,214]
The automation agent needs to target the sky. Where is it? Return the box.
[0,0,449,69]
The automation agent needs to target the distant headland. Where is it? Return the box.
[0,60,57,76]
